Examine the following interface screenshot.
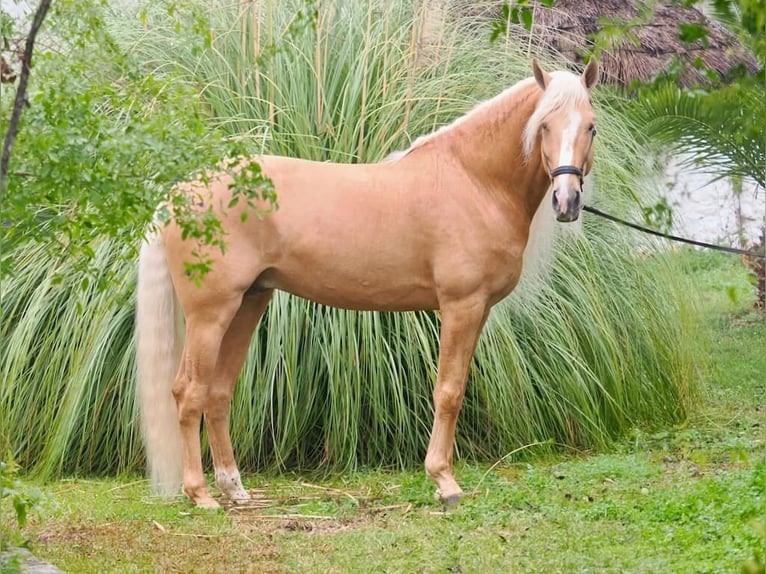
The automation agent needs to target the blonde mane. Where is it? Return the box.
[387,70,590,163]
[388,76,537,160]
[522,71,590,158]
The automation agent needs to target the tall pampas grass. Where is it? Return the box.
[0,0,701,477]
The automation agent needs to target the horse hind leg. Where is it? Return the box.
[205,290,273,503]
[173,297,243,509]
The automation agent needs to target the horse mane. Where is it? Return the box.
[385,76,537,161]
[522,71,590,159]
[385,69,589,163]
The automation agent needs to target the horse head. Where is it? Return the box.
[526,59,599,222]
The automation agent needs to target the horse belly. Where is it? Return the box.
[265,254,439,312]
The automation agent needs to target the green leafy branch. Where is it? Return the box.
[490,0,555,42]
[1,457,42,574]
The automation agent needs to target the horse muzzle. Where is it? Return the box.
[550,165,583,223]
[553,190,581,222]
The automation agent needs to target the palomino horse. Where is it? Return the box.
[136,60,599,508]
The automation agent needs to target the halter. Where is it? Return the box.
[549,165,584,189]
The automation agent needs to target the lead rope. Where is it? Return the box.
[581,204,766,260]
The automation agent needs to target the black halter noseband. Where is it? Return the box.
[549,165,584,184]
[549,165,583,178]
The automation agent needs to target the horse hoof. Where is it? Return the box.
[442,493,463,506]
[435,488,464,506]
[184,484,220,509]
[227,489,250,503]
[193,496,221,510]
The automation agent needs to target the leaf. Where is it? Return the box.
[678,23,708,44]
[520,7,534,31]
[13,496,27,527]
[489,22,505,43]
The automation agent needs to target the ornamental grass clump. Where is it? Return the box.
[0,0,701,477]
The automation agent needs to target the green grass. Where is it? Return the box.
[3,251,763,573]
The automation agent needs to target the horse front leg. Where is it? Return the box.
[425,297,489,505]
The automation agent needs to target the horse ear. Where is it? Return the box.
[581,59,599,90]
[532,59,550,90]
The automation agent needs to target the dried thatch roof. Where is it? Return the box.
[460,0,761,87]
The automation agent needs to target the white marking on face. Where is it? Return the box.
[553,111,582,215]
[558,112,582,168]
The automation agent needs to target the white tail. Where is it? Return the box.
[136,231,184,496]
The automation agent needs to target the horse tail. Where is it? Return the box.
[136,230,184,496]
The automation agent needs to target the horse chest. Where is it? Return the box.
[486,249,524,299]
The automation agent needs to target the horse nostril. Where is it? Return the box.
[552,191,559,210]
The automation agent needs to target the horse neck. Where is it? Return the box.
[443,85,551,220]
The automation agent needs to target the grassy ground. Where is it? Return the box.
[3,251,765,573]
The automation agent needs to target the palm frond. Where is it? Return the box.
[630,82,765,188]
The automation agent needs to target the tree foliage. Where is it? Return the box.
[630,80,765,188]
[0,0,275,283]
